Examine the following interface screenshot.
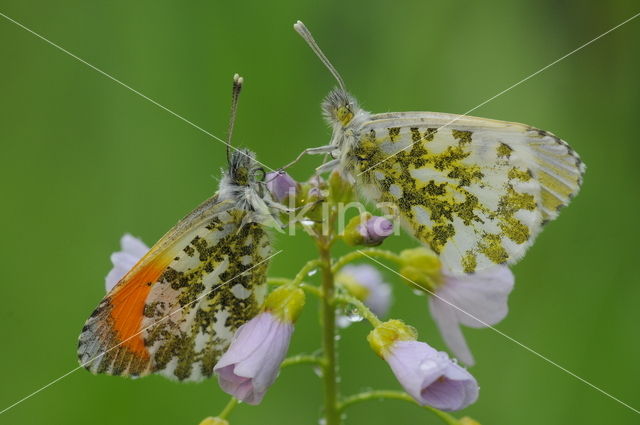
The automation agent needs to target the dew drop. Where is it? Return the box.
[307,268,318,276]
[313,366,324,378]
[419,359,437,372]
[336,315,351,328]
[346,308,363,323]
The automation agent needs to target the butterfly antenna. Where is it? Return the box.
[226,73,244,164]
[294,21,347,93]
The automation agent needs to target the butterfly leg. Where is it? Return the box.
[280,145,336,171]
[315,158,340,173]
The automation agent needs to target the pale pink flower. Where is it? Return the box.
[337,264,392,318]
[105,234,148,292]
[214,312,293,405]
[429,266,514,365]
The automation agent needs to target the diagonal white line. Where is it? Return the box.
[358,10,640,176]
[358,250,640,414]
[0,250,283,416]
[0,11,275,172]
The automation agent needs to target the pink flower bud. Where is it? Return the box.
[266,171,298,202]
[358,216,393,246]
[214,312,293,405]
[368,320,478,411]
[384,340,479,411]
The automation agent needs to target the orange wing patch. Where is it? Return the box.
[78,254,172,377]
[108,257,171,358]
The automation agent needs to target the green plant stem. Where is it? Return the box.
[217,397,238,420]
[334,293,382,327]
[267,277,291,286]
[332,248,401,273]
[281,354,325,368]
[318,240,340,425]
[267,278,322,298]
[300,282,323,298]
[338,390,460,425]
[293,258,322,285]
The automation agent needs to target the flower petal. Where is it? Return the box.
[338,264,392,318]
[120,233,149,258]
[439,266,514,328]
[421,361,479,411]
[104,234,149,293]
[429,296,475,365]
[214,312,293,405]
[382,339,479,411]
[385,341,447,402]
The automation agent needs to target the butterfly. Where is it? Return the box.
[77,74,282,381]
[289,21,585,275]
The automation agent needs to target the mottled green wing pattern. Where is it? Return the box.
[348,112,584,274]
[143,208,271,381]
[78,199,271,381]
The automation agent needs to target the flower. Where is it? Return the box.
[343,213,394,247]
[429,266,514,366]
[214,285,305,405]
[105,234,149,292]
[368,320,479,411]
[336,264,392,317]
[198,418,229,425]
[214,312,293,404]
[266,171,298,202]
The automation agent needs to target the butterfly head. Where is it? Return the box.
[322,88,358,128]
[227,149,264,187]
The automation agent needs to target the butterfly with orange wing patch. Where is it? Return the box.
[78,75,283,381]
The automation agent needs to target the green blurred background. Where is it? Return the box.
[1,1,639,424]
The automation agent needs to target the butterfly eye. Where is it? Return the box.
[336,105,354,126]
[253,167,266,182]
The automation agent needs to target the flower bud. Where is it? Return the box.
[213,286,305,405]
[214,311,294,405]
[266,171,298,202]
[367,319,417,357]
[263,285,306,323]
[343,213,394,247]
[336,264,392,318]
[198,417,229,425]
[367,320,479,411]
[398,247,442,292]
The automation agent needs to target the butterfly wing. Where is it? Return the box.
[347,112,584,274]
[78,195,272,381]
